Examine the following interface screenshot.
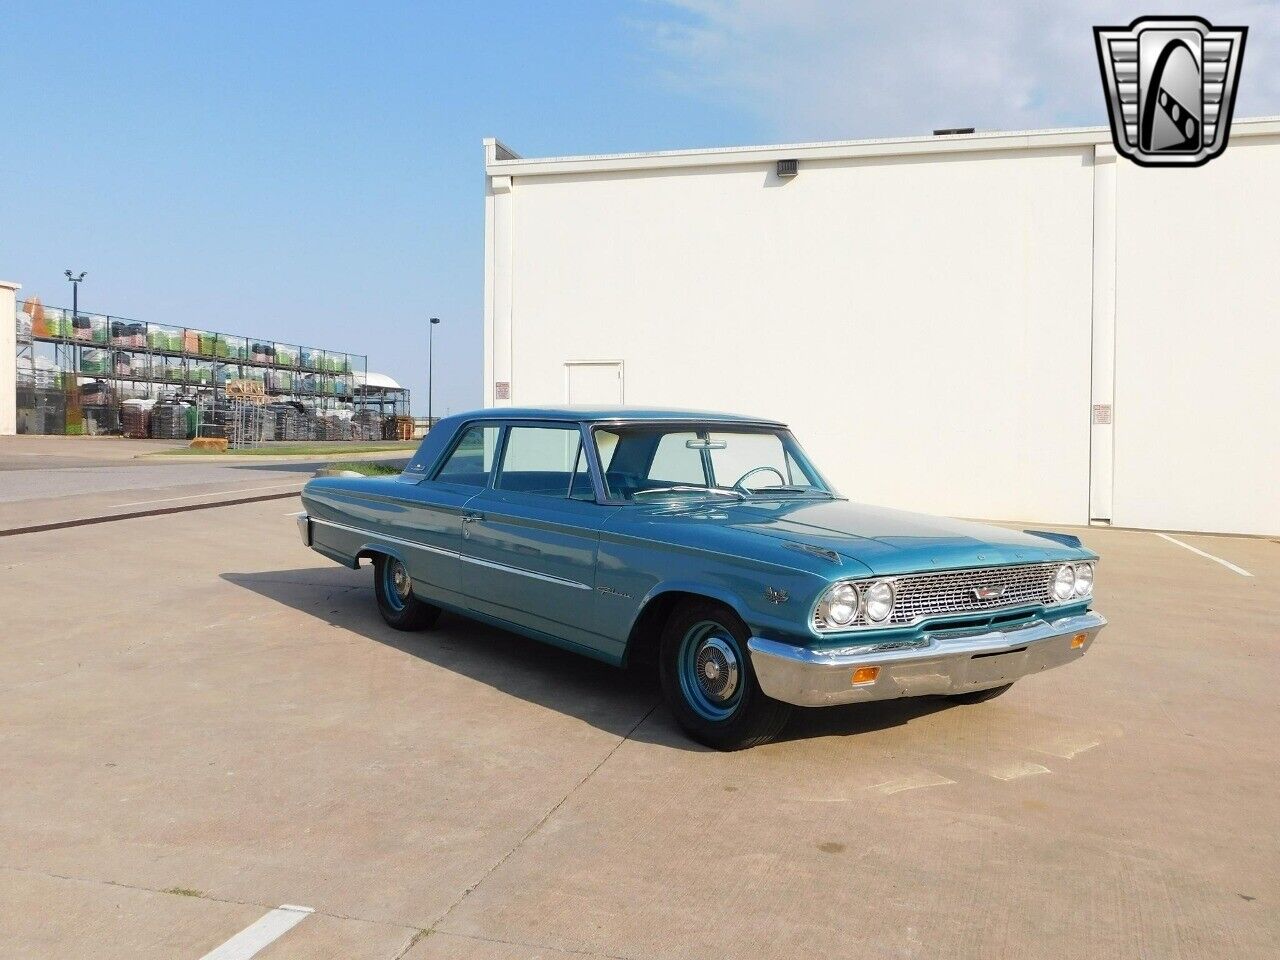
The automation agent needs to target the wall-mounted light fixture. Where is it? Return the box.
[776,158,798,178]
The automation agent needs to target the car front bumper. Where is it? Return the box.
[747,610,1106,707]
[296,512,311,546]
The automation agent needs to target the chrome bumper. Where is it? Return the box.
[296,513,311,546]
[747,611,1106,707]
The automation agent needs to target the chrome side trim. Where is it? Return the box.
[311,517,456,558]
[308,517,591,591]
[458,553,592,591]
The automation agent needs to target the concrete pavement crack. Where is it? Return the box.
[425,701,661,937]
[421,929,646,960]
[0,863,419,934]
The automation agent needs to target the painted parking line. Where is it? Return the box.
[1154,533,1253,578]
[198,904,313,960]
[115,483,302,508]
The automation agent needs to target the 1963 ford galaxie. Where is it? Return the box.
[298,407,1104,749]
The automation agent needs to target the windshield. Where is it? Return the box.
[592,424,832,501]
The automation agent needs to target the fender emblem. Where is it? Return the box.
[972,586,1007,601]
[765,587,790,605]
[597,585,632,599]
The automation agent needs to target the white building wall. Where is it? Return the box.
[1,281,19,436]
[485,121,1280,535]
[1110,134,1280,536]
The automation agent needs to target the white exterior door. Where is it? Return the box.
[565,361,623,405]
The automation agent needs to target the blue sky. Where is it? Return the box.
[6,1,1278,414]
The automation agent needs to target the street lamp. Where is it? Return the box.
[64,270,86,320]
[428,317,441,427]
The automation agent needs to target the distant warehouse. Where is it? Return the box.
[481,119,1280,536]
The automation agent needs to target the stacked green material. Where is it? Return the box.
[198,332,216,355]
[80,349,110,374]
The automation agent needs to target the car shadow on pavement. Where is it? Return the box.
[222,565,967,752]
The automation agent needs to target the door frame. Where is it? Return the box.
[564,359,625,404]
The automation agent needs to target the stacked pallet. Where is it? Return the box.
[150,401,189,440]
[121,399,154,439]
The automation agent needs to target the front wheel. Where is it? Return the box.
[946,682,1014,704]
[373,554,441,631]
[659,601,791,750]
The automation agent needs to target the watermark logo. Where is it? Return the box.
[1094,16,1247,167]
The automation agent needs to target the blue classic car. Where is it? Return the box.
[298,407,1104,749]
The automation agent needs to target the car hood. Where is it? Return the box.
[636,497,1092,576]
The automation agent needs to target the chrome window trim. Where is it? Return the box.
[310,517,592,591]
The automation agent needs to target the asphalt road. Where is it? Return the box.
[2,496,1277,959]
[0,436,409,532]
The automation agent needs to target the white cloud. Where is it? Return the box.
[636,1,1280,140]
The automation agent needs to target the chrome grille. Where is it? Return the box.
[814,562,1060,631]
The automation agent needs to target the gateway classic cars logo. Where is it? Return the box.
[1094,16,1247,166]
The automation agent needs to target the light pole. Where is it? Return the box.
[428,317,441,427]
[64,269,86,320]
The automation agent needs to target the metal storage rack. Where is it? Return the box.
[15,299,370,438]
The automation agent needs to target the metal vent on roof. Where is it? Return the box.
[776,158,798,178]
[933,127,976,136]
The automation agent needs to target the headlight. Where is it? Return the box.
[1073,562,1094,597]
[820,583,859,626]
[1052,564,1076,601]
[864,581,895,622]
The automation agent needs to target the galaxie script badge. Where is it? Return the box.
[1094,16,1247,167]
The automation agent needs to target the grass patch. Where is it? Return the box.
[163,887,204,898]
[153,440,418,457]
[329,461,402,476]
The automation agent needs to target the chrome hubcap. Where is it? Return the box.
[694,636,739,704]
[391,562,411,599]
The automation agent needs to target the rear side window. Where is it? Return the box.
[434,425,500,486]
[496,426,588,498]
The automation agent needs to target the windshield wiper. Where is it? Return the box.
[746,486,833,497]
[631,486,746,500]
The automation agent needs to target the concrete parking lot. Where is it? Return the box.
[1,486,1277,958]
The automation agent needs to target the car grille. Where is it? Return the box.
[814,562,1059,631]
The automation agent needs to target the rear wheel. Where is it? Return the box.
[659,600,791,750]
[946,682,1014,704]
[373,554,440,631]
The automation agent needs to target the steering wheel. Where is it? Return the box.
[732,465,786,493]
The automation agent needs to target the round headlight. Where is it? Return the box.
[822,583,859,626]
[1073,562,1094,597]
[864,581,895,622]
[1052,564,1076,601]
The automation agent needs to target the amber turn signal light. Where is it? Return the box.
[852,666,880,685]
[1071,633,1087,649]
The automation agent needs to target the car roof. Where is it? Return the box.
[449,406,786,426]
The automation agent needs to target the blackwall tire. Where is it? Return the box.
[373,554,441,631]
[946,682,1015,704]
[658,600,791,750]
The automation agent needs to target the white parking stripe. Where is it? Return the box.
[1154,533,1253,578]
[197,905,313,960]
[114,483,302,508]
